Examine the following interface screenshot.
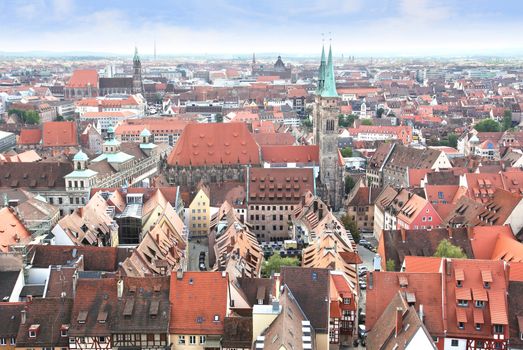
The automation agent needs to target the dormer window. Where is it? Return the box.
[60,325,69,337]
[458,322,465,330]
[213,315,220,322]
[457,300,468,307]
[475,323,481,331]
[28,324,40,338]
[456,280,463,288]
[483,282,490,289]
[343,298,351,305]
[494,325,504,334]
[475,300,485,308]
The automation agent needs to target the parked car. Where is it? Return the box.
[359,239,369,246]
[199,262,206,271]
[360,281,367,290]
[358,324,367,339]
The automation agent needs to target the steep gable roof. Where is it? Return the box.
[167,122,260,166]
[42,121,78,147]
[67,70,99,88]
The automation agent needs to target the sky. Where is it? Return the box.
[1,0,523,57]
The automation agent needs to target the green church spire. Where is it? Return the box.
[321,44,338,98]
[133,46,140,63]
[316,45,326,94]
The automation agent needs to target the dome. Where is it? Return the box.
[73,150,89,161]
[107,126,115,134]
[140,128,152,138]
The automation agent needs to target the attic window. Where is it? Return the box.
[189,278,194,285]
[97,311,108,324]
[28,324,40,337]
[77,311,88,324]
[149,300,159,318]
[213,315,220,322]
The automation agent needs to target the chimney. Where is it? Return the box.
[176,268,184,280]
[395,307,403,337]
[21,309,26,324]
[117,278,124,299]
[419,304,424,324]
[156,233,160,244]
[447,227,453,239]
[400,228,406,243]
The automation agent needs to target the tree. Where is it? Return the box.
[502,110,513,131]
[340,214,360,243]
[448,133,458,148]
[215,114,223,123]
[433,239,467,259]
[376,107,385,118]
[302,118,313,128]
[261,254,300,277]
[361,119,372,126]
[386,259,396,271]
[23,110,40,125]
[338,114,357,128]
[340,147,353,158]
[474,119,500,132]
[344,175,356,194]
[55,115,64,121]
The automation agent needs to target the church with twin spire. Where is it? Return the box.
[313,44,344,211]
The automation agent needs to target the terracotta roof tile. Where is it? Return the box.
[0,207,32,253]
[67,70,99,88]
[18,128,42,145]
[169,272,228,335]
[489,289,508,325]
[42,121,78,147]
[261,145,319,163]
[167,123,260,166]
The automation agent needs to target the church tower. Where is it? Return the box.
[132,47,143,95]
[313,44,343,210]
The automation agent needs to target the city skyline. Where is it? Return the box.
[1,0,523,57]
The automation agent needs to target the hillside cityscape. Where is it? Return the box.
[1,1,523,350]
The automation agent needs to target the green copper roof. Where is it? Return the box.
[65,169,98,178]
[133,47,140,63]
[321,44,338,98]
[103,138,121,147]
[92,151,134,164]
[316,45,326,94]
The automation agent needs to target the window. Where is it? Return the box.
[456,280,463,288]
[9,338,14,345]
[343,298,351,305]
[0,338,5,345]
[458,322,465,329]
[475,323,481,331]
[178,336,185,344]
[432,336,439,343]
[484,282,490,289]
[199,336,206,344]
[29,331,36,338]
[477,340,484,347]
[189,335,196,345]
[475,300,484,308]
[99,337,105,343]
[451,339,459,347]
[494,325,504,333]
[214,314,220,321]
[457,300,468,307]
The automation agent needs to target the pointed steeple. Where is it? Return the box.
[321,44,338,98]
[316,45,326,94]
[133,46,140,63]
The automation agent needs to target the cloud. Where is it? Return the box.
[52,0,74,17]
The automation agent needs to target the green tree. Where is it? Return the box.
[502,110,513,131]
[386,259,396,271]
[338,114,357,128]
[448,133,458,148]
[55,115,64,121]
[474,119,500,132]
[344,175,356,194]
[340,214,360,243]
[361,119,372,126]
[376,107,385,118]
[340,147,353,158]
[261,254,300,277]
[302,118,313,128]
[23,110,40,125]
[215,114,223,123]
[433,239,467,259]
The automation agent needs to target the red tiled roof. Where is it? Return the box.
[456,307,467,323]
[42,121,78,147]
[261,145,319,164]
[473,307,485,324]
[67,70,99,88]
[0,207,32,253]
[169,272,228,335]
[403,256,442,273]
[509,262,523,282]
[18,128,42,145]
[248,167,315,204]
[489,290,508,325]
[253,132,295,146]
[167,123,260,166]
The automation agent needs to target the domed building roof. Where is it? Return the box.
[107,126,115,134]
[274,55,285,69]
[140,128,152,138]
[73,150,89,161]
